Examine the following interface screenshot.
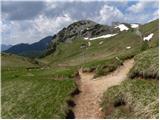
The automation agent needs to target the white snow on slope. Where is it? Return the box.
[143,33,154,41]
[84,33,117,40]
[115,24,129,31]
[131,24,139,28]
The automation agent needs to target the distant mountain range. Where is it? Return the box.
[1,44,12,51]
[4,36,53,58]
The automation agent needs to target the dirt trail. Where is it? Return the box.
[73,59,134,119]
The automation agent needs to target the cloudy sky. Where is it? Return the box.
[1,0,159,45]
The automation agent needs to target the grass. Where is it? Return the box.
[82,45,142,77]
[1,19,159,119]
[42,20,159,77]
[129,47,159,79]
[1,67,77,119]
[140,19,159,48]
[101,79,159,119]
[42,30,143,66]
[1,53,37,70]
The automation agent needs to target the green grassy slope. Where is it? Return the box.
[43,20,158,65]
[101,79,158,119]
[100,20,159,119]
[43,31,143,66]
[140,19,159,48]
[1,53,78,118]
[1,67,77,119]
[41,19,158,78]
[101,47,159,119]
[129,47,159,79]
[1,53,37,70]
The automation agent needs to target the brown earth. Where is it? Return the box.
[73,59,134,119]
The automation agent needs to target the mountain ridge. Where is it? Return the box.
[5,36,53,58]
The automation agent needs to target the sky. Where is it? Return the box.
[1,0,159,45]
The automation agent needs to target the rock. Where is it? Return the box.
[126,46,131,49]
[99,41,104,45]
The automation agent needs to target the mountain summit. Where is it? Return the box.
[53,20,119,43]
[47,20,120,55]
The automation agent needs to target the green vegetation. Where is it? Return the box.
[1,53,37,70]
[129,47,159,79]
[82,47,141,77]
[2,19,159,119]
[43,31,143,66]
[100,20,159,119]
[2,65,77,118]
[101,79,158,119]
[42,19,158,78]
[140,19,159,48]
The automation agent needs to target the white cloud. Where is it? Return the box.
[2,21,39,45]
[95,5,124,24]
[2,13,76,45]
[152,9,159,20]
[33,13,75,34]
[2,1,158,45]
[146,9,159,23]
[127,1,158,13]
[127,1,146,13]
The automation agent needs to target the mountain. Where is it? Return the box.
[5,36,53,58]
[1,44,12,51]
[42,19,158,67]
[45,20,142,56]
[46,20,121,55]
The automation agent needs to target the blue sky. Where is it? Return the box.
[1,0,159,45]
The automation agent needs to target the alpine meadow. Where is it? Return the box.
[1,0,159,119]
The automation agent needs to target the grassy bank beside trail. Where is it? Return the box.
[1,68,77,119]
[129,47,159,80]
[82,47,141,77]
[101,79,158,119]
[101,47,159,119]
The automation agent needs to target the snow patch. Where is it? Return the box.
[115,24,129,31]
[84,37,89,40]
[84,33,117,40]
[131,24,139,28]
[143,33,154,41]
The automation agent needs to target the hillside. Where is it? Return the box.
[1,52,37,69]
[41,19,159,119]
[42,20,158,68]
[101,46,158,119]
[5,36,53,58]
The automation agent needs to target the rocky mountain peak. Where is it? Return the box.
[53,20,119,43]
